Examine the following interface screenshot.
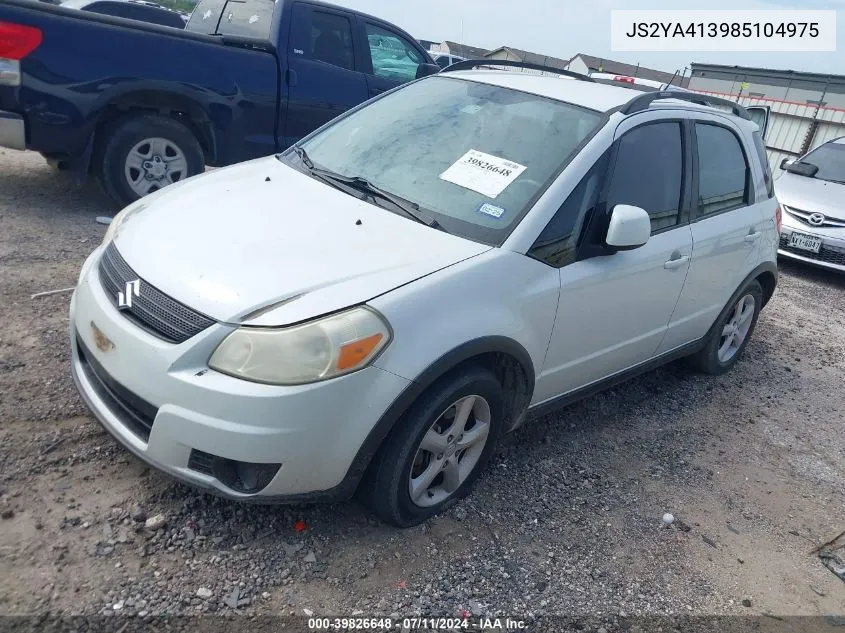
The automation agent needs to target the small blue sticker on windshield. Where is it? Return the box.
[477,203,505,219]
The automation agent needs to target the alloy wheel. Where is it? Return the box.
[718,294,756,363]
[408,394,491,508]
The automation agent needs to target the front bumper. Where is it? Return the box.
[778,214,845,273]
[69,247,411,500]
[0,110,25,151]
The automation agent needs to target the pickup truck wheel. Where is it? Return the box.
[360,366,504,527]
[97,114,203,206]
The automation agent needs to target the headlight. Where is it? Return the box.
[101,202,147,245]
[208,306,391,385]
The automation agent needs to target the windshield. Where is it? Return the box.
[801,141,845,184]
[290,76,603,245]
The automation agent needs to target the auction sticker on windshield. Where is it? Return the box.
[440,149,527,199]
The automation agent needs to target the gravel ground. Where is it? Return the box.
[1,148,844,629]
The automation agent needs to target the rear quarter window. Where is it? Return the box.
[752,131,775,199]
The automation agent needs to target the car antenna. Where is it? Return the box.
[667,69,679,88]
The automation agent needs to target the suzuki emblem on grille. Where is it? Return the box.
[808,213,826,226]
[117,279,141,309]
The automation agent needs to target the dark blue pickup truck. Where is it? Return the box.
[0,0,437,204]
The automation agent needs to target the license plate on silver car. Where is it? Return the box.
[789,232,823,253]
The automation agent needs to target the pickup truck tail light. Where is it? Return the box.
[0,22,42,60]
[0,21,41,87]
[775,204,782,233]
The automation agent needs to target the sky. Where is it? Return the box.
[330,0,845,76]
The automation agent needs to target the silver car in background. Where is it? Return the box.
[775,137,845,272]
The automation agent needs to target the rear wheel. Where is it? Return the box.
[361,366,504,527]
[688,279,763,375]
[96,114,204,207]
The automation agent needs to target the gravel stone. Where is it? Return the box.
[144,514,166,531]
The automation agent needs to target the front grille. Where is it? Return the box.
[76,336,158,442]
[98,243,214,344]
[779,234,845,267]
[783,206,845,229]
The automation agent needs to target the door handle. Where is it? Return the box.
[285,69,298,86]
[744,231,761,243]
[664,254,690,270]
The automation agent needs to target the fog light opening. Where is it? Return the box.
[188,449,280,494]
[213,458,281,493]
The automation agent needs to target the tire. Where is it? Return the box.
[687,279,763,375]
[95,114,204,207]
[360,366,505,527]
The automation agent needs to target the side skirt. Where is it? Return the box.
[524,338,705,422]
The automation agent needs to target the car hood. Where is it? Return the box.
[112,157,490,326]
[775,172,845,220]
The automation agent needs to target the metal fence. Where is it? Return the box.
[692,90,845,175]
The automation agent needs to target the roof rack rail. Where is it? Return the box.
[618,91,751,120]
[440,59,594,82]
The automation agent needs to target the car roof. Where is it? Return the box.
[443,70,638,112]
[441,70,751,124]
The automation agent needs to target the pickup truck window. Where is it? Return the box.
[364,23,424,82]
[185,0,273,39]
[309,11,355,71]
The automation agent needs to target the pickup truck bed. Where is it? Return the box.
[0,0,435,205]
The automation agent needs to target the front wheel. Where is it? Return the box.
[96,114,204,207]
[361,366,505,527]
[688,279,763,375]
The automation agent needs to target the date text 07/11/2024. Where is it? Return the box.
[307,616,528,630]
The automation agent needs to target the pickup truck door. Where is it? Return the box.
[283,2,369,147]
[357,20,429,99]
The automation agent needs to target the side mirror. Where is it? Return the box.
[606,204,650,250]
[783,160,818,178]
[416,63,440,79]
[780,158,794,170]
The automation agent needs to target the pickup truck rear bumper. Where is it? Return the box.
[0,110,25,151]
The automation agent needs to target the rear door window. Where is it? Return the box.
[695,123,750,216]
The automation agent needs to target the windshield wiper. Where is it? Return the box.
[292,144,314,170]
[317,171,441,229]
[290,146,442,229]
